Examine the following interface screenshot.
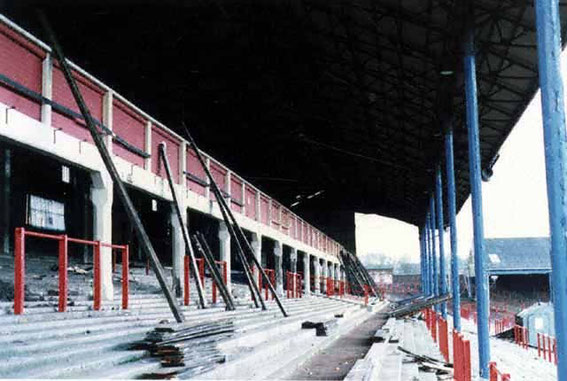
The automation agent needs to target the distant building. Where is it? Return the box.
[483,237,551,275]
[366,265,394,285]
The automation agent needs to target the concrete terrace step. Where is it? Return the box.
[0,296,348,378]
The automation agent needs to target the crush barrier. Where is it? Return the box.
[513,325,529,349]
[14,227,129,315]
[489,362,511,381]
[537,333,558,365]
[453,329,472,381]
[285,271,303,299]
[183,256,227,305]
[259,268,276,300]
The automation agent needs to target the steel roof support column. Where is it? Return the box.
[464,25,490,378]
[435,166,447,318]
[445,128,461,332]
[426,212,433,297]
[429,197,438,308]
[534,1,567,379]
[419,225,426,295]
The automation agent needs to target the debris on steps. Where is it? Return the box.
[131,320,234,378]
[301,319,339,336]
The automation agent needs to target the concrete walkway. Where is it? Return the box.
[286,313,387,380]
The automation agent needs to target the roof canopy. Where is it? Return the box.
[9,0,565,230]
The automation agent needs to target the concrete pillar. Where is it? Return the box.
[290,248,297,293]
[41,54,52,126]
[218,221,231,289]
[1,147,10,255]
[321,260,328,293]
[251,232,262,283]
[169,202,184,296]
[90,171,113,301]
[313,257,321,293]
[303,253,311,294]
[290,248,297,272]
[274,241,283,295]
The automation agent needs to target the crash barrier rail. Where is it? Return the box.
[258,268,276,300]
[326,277,335,297]
[493,316,514,335]
[513,325,529,349]
[286,271,303,299]
[183,256,225,305]
[14,227,129,315]
[438,315,449,362]
[537,333,558,365]
[453,329,472,381]
[489,362,511,381]
[424,308,472,381]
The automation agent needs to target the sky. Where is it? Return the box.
[355,68,553,265]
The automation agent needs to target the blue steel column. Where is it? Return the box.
[435,166,447,318]
[445,129,461,331]
[425,213,433,296]
[419,226,426,294]
[534,1,567,379]
[429,197,438,300]
[464,26,490,378]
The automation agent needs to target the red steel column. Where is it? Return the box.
[94,241,101,311]
[122,245,129,309]
[58,234,68,312]
[14,227,25,315]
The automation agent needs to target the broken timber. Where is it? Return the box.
[38,12,184,323]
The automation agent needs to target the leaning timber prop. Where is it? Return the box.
[38,13,184,322]
[339,251,367,296]
[387,293,452,319]
[193,232,236,310]
[158,143,207,309]
[347,251,380,297]
[182,123,288,317]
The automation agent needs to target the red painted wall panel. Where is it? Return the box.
[260,195,270,225]
[303,223,308,244]
[52,66,104,143]
[281,209,290,235]
[0,25,44,120]
[271,202,281,226]
[152,127,180,182]
[186,149,207,196]
[290,215,296,239]
[230,175,243,213]
[210,162,227,194]
[112,100,145,167]
[245,185,257,220]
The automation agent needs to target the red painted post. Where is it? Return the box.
[58,234,68,312]
[538,333,542,357]
[122,245,129,309]
[184,256,190,306]
[547,335,552,362]
[554,338,558,365]
[463,338,471,381]
[93,241,101,311]
[502,374,511,381]
[489,362,497,381]
[14,227,25,315]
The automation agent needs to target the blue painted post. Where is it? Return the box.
[419,226,426,295]
[429,197,438,301]
[426,213,433,296]
[463,25,490,378]
[445,128,461,332]
[435,166,447,318]
[534,1,567,379]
